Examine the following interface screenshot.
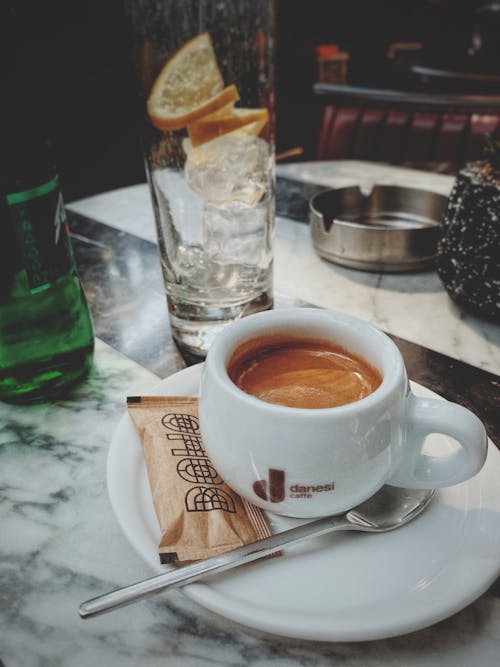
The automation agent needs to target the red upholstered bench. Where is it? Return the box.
[315,84,500,165]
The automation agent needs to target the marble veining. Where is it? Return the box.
[65,212,500,445]
[0,340,499,666]
[67,161,500,376]
[274,213,500,375]
[2,161,499,666]
[276,159,456,195]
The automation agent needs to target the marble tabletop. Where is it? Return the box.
[69,160,500,376]
[2,160,500,666]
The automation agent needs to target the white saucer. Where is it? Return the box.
[107,364,500,641]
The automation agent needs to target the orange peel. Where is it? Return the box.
[147,32,240,131]
[187,107,269,146]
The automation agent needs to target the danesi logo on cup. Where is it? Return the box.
[252,468,335,503]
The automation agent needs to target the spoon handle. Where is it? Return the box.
[79,514,351,619]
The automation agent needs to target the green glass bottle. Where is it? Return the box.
[0,135,94,403]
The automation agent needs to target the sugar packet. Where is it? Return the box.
[127,396,273,563]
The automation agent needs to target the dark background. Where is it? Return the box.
[2,0,497,201]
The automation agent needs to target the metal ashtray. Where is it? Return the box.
[309,185,448,272]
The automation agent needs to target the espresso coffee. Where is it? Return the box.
[227,335,382,409]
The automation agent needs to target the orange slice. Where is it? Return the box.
[147,32,239,130]
[228,114,270,138]
[187,107,269,146]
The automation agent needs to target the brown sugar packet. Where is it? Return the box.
[127,395,274,564]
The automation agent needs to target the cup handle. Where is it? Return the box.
[389,394,488,488]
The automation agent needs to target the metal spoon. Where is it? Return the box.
[79,486,435,619]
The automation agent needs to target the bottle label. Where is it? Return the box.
[5,175,75,292]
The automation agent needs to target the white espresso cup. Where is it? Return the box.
[198,308,487,518]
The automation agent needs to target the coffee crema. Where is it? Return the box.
[227,335,382,409]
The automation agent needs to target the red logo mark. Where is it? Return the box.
[253,468,285,503]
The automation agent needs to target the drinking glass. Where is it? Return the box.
[126,0,275,357]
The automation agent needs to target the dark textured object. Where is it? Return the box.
[437,161,500,322]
